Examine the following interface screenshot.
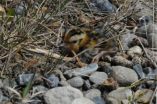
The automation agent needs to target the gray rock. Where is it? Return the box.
[15,1,27,15]
[64,63,98,78]
[59,80,69,86]
[33,85,48,93]
[134,89,153,103]
[89,72,108,85]
[111,66,138,85]
[91,0,117,12]
[44,86,83,104]
[92,96,106,104]
[84,89,101,98]
[127,46,143,57]
[16,74,34,86]
[84,89,105,104]
[121,31,137,50]
[83,80,91,90]
[72,98,95,104]
[46,74,59,88]
[112,56,133,67]
[108,87,132,102]
[0,80,3,88]
[3,79,17,88]
[106,97,119,104]
[133,64,145,79]
[0,90,9,103]
[121,99,129,104]
[67,76,84,88]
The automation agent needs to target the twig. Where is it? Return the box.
[23,47,73,61]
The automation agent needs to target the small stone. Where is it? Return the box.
[134,89,153,103]
[91,0,117,12]
[3,79,17,88]
[15,1,27,15]
[89,72,108,85]
[45,74,59,88]
[0,80,3,88]
[83,80,91,90]
[67,76,84,88]
[64,63,98,78]
[84,89,101,98]
[0,90,9,103]
[59,80,69,86]
[112,56,133,67]
[44,86,83,104]
[111,66,138,85]
[121,99,129,104]
[92,96,106,104]
[72,98,95,104]
[121,31,137,50]
[108,87,132,101]
[16,74,34,86]
[99,62,112,75]
[33,85,48,93]
[133,64,145,79]
[127,46,142,57]
[106,97,119,104]
[84,89,105,104]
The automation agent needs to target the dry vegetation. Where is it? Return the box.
[0,0,157,103]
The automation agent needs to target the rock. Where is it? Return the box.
[64,63,98,78]
[121,31,137,50]
[59,80,69,86]
[99,62,112,75]
[15,1,27,15]
[90,0,117,12]
[133,64,145,79]
[33,85,48,93]
[106,97,119,104]
[0,80,3,88]
[108,87,132,102]
[127,46,143,57]
[84,89,101,98]
[134,89,153,103]
[84,89,105,104]
[89,72,108,85]
[83,80,91,90]
[44,86,83,104]
[45,74,59,88]
[16,74,34,86]
[67,76,84,88]
[0,90,9,103]
[2,79,17,88]
[111,66,138,85]
[92,96,106,104]
[72,98,95,104]
[121,99,129,104]
[111,56,133,67]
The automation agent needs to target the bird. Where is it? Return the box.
[63,27,98,53]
